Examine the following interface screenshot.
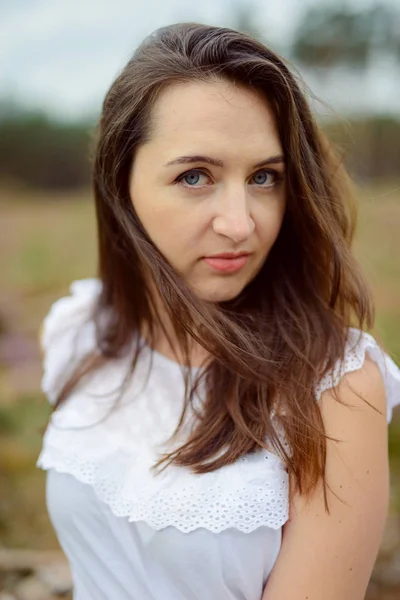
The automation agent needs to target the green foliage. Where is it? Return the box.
[389,419,400,462]
[323,116,400,183]
[0,109,95,190]
[376,313,400,364]
[0,392,55,548]
[0,406,17,434]
[0,195,97,294]
[292,4,400,68]
[0,393,50,451]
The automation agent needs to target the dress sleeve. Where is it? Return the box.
[314,328,400,423]
[41,278,102,405]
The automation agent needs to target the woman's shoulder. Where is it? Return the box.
[315,327,400,423]
[39,278,102,404]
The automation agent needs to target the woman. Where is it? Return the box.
[37,22,400,600]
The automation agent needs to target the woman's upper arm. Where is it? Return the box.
[262,356,390,600]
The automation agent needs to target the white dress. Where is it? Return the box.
[37,279,400,600]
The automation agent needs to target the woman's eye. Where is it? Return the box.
[251,170,278,187]
[175,169,211,188]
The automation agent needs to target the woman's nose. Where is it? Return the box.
[212,189,255,243]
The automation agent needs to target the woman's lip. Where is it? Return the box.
[207,252,250,259]
[203,255,249,273]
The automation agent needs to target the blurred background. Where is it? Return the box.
[0,0,399,598]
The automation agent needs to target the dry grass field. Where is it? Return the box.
[0,182,399,551]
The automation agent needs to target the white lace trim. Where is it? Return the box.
[37,445,289,533]
[37,279,400,533]
[315,327,400,422]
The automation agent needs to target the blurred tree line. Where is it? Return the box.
[0,103,94,190]
[292,2,400,68]
[1,1,399,191]
[0,108,398,190]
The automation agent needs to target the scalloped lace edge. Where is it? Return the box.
[315,328,400,422]
[37,449,289,533]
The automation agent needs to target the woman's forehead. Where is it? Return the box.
[145,79,282,158]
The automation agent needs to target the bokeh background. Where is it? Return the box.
[0,0,399,598]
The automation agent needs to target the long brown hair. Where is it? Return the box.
[52,22,374,507]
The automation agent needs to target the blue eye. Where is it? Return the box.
[251,170,277,186]
[175,169,210,188]
[184,171,201,185]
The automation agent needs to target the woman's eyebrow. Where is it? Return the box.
[164,154,285,169]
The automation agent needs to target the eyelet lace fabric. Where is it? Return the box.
[37,279,400,533]
[38,445,289,533]
[315,328,400,423]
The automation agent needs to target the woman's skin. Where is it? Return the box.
[129,78,286,364]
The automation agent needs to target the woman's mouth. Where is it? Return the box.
[203,253,250,273]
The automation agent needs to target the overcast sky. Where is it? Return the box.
[1,0,399,121]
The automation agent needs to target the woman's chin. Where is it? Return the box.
[189,278,248,303]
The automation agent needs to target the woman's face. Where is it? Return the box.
[129,78,286,303]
